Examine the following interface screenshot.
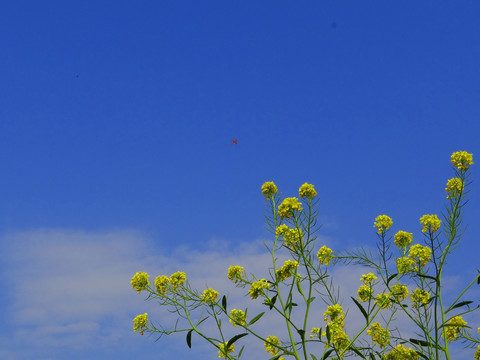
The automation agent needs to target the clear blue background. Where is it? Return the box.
[1,1,479,359]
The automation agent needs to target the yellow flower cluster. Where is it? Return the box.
[408,244,432,269]
[374,215,393,234]
[276,224,303,250]
[299,182,317,199]
[264,335,281,356]
[451,151,473,172]
[248,279,270,299]
[445,177,464,199]
[391,284,409,302]
[310,327,321,338]
[420,214,441,233]
[384,344,420,360]
[261,181,278,198]
[396,257,415,274]
[278,197,302,219]
[367,322,390,348]
[317,245,334,265]
[155,275,170,294]
[169,271,187,289]
[218,342,235,359]
[375,292,392,310]
[201,288,220,303]
[323,304,350,351]
[132,313,148,335]
[474,345,480,360]
[276,259,299,281]
[229,309,246,327]
[443,316,467,342]
[358,285,374,302]
[227,265,244,283]
[131,272,150,294]
[360,273,377,285]
[394,231,413,248]
[410,288,430,310]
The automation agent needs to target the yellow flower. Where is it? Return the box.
[360,273,377,285]
[261,181,278,198]
[358,285,374,302]
[283,227,303,250]
[394,230,413,248]
[375,293,392,310]
[408,244,432,269]
[396,256,415,274]
[299,182,317,199]
[474,345,480,360]
[323,304,345,325]
[169,271,187,289]
[264,335,281,356]
[131,272,150,294]
[154,275,170,294]
[384,344,420,360]
[391,284,409,302]
[451,151,473,172]
[229,309,246,327]
[420,214,442,233]
[201,288,220,303]
[278,197,302,219]
[410,288,430,310]
[248,279,270,299]
[326,322,350,352]
[227,265,244,283]
[132,313,148,335]
[374,215,393,234]
[443,316,467,342]
[218,342,235,359]
[317,245,333,265]
[445,177,464,199]
[310,327,321,338]
[367,322,390,348]
[276,260,299,281]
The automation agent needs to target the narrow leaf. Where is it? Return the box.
[311,354,319,360]
[297,329,305,339]
[249,312,265,325]
[221,295,227,312]
[226,333,248,349]
[477,270,480,285]
[186,329,193,349]
[417,273,438,283]
[269,294,278,310]
[238,345,245,358]
[307,297,316,305]
[369,352,375,360]
[351,296,369,322]
[321,349,334,360]
[350,346,366,359]
[446,300,473,313]
[387,273,397,286]
[326,325,331,342]
[409,338,429,347]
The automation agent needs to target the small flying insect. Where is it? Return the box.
[231,139,238,145]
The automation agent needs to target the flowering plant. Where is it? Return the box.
[131,151,479,359]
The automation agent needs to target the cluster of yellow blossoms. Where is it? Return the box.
[323,304,350,352]
[264,335,281,356]
[443,316,467,342]
[451,150,474,171]
[229,309,246,327]
[131,271,187,295]
[358,273,377,302]
[218,342,235,359]
[384,344,420,360]
[391,284,409,302]
[132,313,148,335]
[373,215,393,234]
[317,245,334,265]
[227,265,244,283]
[276,224,303,250]
[261,181,278,198]
[248,278,270,299]
[419,214,442,233]
[276,259,299,281]
[445,177,464,199]
[367,322,390,348]
[299,182,317,199]
[410,288,430,310]
[278,197,303,219]
[201,288,220,303]
[393,230,413,248]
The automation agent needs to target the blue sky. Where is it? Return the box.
[1,1,479,359]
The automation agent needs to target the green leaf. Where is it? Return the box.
[269,294,278,310]
[409,338,430,347]
[296,329,305,339]
[248,312,265,325]
[350,346,366,359]
[238,345,245,358]
[307,297,316,305]
[417,273,438,283]
[285,302,298,312]
[351,296,369,322]
[186,329,193,349]
[387,273,398,286]
[321,349,334,360]
[325,325,331,342]
[446,300,473,313]
[369,352,376,360]
[221,295,227,312]
[477,269,480,285]
[226,333,248,350]
[311,354,319,360]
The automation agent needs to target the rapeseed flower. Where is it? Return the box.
[360,273,377,285]
[275,224,289,237]
[384,344,420,360]
[299,182,317,199]
[317,245,333,265]
[261,181,278,198]
[201,288,220,303]
[155,275,170,294]
[323,304,345,325]
[358,285,374,302]
[451,151,473,172]
[367,322,390,348]
[218,342,235,359]
[169,271,187,289]
[133,313,148,335]
[391,284,409,302]
[445,177,464,199]
[278,197,302,219]
[249,279,270,299]
[283,227,303,250]
[276,259,299,281]
[374,215,393,234]
[474,345,480,360]
[408,244,431,269]
[396,256,415,274]
[131,272,150,294]
[443,316,467,342]
[227,265,244,283]
[410,288,430,310]
[310,327,321,338]
[264,335,281,356]
[375,293,392,310]
[394,230,413,248]
[420,214,441,233]
[229,309,246,327]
